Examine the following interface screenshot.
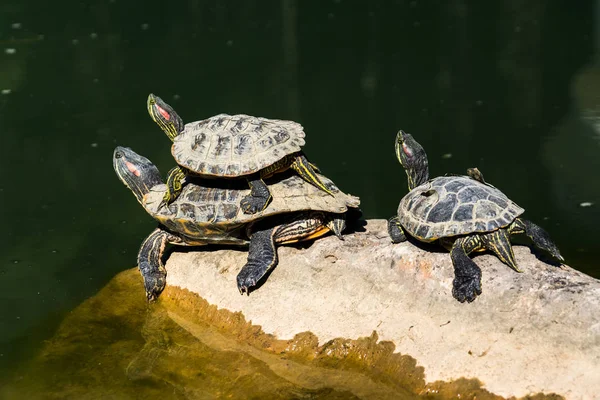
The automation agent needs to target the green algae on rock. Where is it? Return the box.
[1,268,563,400]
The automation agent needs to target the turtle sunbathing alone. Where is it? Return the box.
[388,130,564,303]
[113,146,360,301]
[147,94,333,214]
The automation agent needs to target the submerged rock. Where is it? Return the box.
[165,219,600,400]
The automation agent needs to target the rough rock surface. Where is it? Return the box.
[166,219,600,400]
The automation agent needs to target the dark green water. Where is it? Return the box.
[1,0,598,384]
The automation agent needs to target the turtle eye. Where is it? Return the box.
[115,152,123,159]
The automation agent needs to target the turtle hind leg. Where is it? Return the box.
[450,236,483,303]
[326,215,346,240]
[240,177,272,215]
[466,167,486,184]
[291,154,335,196]
[138,228,178,301]
[387,216,407,243]
[308,161,321,173]
[510,218,564,263]
[480,228,521,272]
[163,166,187,206]
[237,228,278,294]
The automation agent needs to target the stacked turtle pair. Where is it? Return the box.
[114,95,360,301]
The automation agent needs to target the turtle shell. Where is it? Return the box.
[171,114,306,177]
[397,175,524,241]
[143,174,359,244]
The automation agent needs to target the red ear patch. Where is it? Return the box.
[125,161,141,177]
[402,142,413,157]
[156,104,171,121]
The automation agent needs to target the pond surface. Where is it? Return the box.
[0,0,598,391]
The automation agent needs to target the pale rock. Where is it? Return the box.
[167,219,600,399]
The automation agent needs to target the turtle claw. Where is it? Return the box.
[157,197,169,211]
[452,275,482,303]
[240,195,268,215]
[236,261,267,295]
[142,271,166,302]
[236,272,257,295]
[159,192,175,209]
[238,284,252,295]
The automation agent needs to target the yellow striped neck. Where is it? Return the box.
[406,165,429,190]
[161,120,179,141]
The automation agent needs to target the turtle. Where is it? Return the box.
[387,130,564,303]
[113,146,360,301]
[146,94,333,214]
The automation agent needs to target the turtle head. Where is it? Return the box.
[147,94,184,141]
[113,146,164,204]
[395,130,429,190]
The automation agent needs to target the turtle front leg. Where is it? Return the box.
[236,227,278,294]
[387,216,407,243]
[237,212,331,293]
[450,235,483,303]
[510,218,564,263]
[240,177,272,214]
[291,154,335,196]
[163,166,187,206]
[138,228,181,301]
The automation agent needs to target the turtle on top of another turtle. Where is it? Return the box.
[113,146,359,301]
[146,94,333,214]
[388,130,564,303]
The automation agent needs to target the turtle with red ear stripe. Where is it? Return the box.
[388,130,564,303]
[113,146,360,301]
[147,94,333,214]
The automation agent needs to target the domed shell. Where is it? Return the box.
[171,114,306,177]
[143,174,359,243]
[397,176,524,241]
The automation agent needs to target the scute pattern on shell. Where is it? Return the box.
[397,176,524,241]
[144,174,360,242]
[171,114,306,177]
